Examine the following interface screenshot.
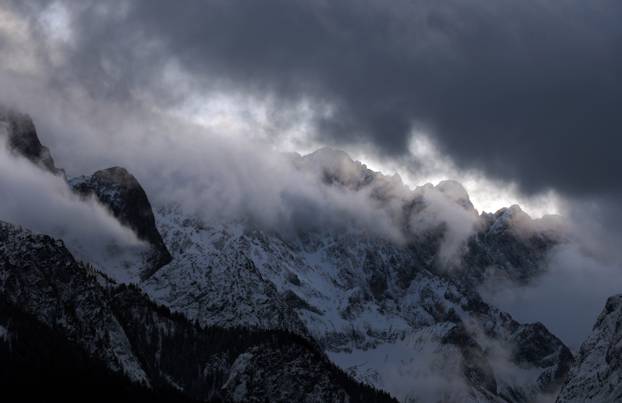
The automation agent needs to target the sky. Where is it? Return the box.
[3,0,621,214]
[0,0,621,346]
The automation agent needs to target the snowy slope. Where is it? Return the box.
[142,204,572,402]
[0,219,395,403]
[3,113,576,402]
[556,295,622,402]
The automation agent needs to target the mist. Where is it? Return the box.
[0,134,146,268]
[481,244,622,349]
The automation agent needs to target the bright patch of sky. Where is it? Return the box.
[175,93,561,218]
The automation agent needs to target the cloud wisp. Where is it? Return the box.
[0,134,146,270]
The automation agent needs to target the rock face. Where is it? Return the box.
[136,148,571,402]
[70,167,172,279]
[2,111,579,402]
[556,295,622,402]
[0,112,170,280]
[294,147,561,287]
[145,205,573,403]
[0,220,396,403]
[460,205,560,287]
[144,217,308,335]
[0,108,61,174]
[0,221,149,384]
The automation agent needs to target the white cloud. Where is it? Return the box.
[0,134,145,268]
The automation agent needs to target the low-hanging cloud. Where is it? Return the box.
[0,134,145,268]
[410,183,480,267]
[0,68,406,242]
[480,194,622,350]
[4,0,622,199]
[3,0,621,254]
[481,243,622,350]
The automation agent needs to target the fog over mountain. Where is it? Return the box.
[0,1,621,402]
[0,128,146,267]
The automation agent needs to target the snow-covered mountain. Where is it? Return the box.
[556,294,622,402]
[0,109,588,402]
[0,220,395,402]
[143,203,571,402]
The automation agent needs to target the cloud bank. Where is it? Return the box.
[0,134,145,268]
[4,0,622,199]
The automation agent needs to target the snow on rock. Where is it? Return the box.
[144,204,572,402]
[556,295,622,402]
[0,220,149,384]
[142,206,308,335]
[221,345,351,403]
[0,219,394,402]
[0,112,575,402]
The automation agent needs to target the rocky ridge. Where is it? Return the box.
[1,110,579,402]
[145,206,572,402]
[0,220,395,402]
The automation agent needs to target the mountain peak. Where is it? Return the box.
[91,166,142,191]
[71,167,172,280]
[487,204,532,232]
[301,147,376,190]
[305,146,353,161]
[435,179,476,211]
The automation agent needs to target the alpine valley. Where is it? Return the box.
[0,109,618,403]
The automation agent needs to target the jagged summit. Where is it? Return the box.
[435,179,475,211]
[495,204,530,221]
[1,109,579,402]
[300,148,480,215]
[306,146,353,162]
[300,147,378,190]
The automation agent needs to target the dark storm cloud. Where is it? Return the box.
[4,0,622,198]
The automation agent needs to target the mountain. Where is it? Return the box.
[70,167,172,279]
[0,220,395,403]
[1,111,578,402]
[294,147,563,287]
[460,204,561,287]
[556,294,622,402]
[144,205,572,402]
